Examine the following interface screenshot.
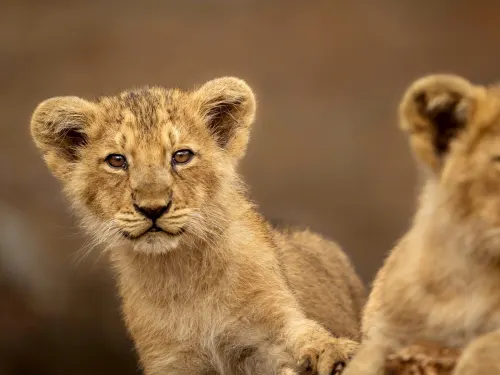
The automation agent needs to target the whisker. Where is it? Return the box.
[70,219,119,266]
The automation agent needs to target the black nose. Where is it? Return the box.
[134,202,171,220]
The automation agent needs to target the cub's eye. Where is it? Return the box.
[105,154,128,169]
[172,149,194,165]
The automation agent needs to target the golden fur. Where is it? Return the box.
[30,77,365,375]
[343,74,500,375]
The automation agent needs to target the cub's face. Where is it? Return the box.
[399,74,500,228]
[31,78,256,253]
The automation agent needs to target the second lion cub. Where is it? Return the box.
[344,74,500,375]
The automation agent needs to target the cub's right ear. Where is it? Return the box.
[30,96,96,179]
[399,74,480,173]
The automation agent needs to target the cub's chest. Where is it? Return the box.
[133,293,227,340]
[422,277,500,347]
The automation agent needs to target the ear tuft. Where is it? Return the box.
[194,77,256,160]
[399,74,478,171]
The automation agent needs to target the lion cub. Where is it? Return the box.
[343,74,500,375]
[30,77,365,375]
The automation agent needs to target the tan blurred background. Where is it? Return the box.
[2,1,500,374]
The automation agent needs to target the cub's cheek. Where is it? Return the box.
[82,191,122,219]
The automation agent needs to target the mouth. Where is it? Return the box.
[148,224,163,233]
[121,225,185,240]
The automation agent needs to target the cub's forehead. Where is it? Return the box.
[97,87,185,129]
[95,87,200,134]
[89,87,207,152]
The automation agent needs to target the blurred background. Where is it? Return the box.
[2,1,500,373]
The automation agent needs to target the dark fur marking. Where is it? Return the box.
[124,88,160,133]
[120,132,127,149]
[58,127,88,161]
[206,97,243,148]
[414,92,466,156]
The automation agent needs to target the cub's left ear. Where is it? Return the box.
[193,77,256,161]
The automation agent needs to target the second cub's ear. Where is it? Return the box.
[399,74,479,172]
[193,77,256,161]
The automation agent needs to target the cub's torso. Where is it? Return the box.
[371,240,500,349]
[121,278,269,374]
[116,246,290,374]
[273,228,365,340]
[422,285,500,347]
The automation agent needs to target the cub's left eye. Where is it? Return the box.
[172,149,194,165]
[105,154,128,169]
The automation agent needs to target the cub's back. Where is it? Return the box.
[273,228,365,340]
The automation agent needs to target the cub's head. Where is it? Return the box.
[31,77,256,253]
[399,74,500,225]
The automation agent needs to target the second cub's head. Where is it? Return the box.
[399,74,500,226]
[31,77,256,253]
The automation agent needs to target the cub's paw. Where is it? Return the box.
[297,338,358,375]
[279,367,299,375]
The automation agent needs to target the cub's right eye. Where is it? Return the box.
[105,154,128,169]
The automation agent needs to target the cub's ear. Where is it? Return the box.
[399,74,480,172]
[30,96,96,178]
[193,77,256,161]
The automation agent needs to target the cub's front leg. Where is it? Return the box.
[140,346,213,375]
[285,318,359,375]
[341,338,395,375]
[453,331,500,375]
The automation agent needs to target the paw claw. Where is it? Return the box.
[297,338,358,375]
[331,361,345,375]
[304,357,312,371]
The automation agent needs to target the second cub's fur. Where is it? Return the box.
[344,74,500,375]
[30,77,365,375]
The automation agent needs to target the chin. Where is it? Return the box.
[131,232,182,254]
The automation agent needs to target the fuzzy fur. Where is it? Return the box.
[343,74,500,375]
[30,77,365,375]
